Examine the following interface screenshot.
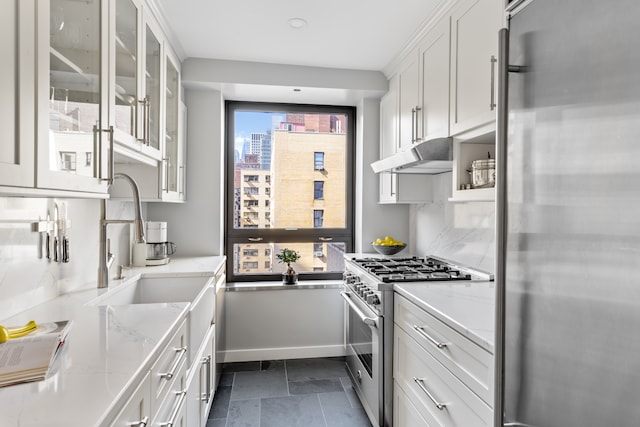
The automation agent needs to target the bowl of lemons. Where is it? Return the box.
[371,236,407,256]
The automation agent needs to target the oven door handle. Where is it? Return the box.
[340,292,378,328]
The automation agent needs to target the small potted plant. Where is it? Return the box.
[276,248,301,285]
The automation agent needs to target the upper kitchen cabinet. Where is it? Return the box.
[37,0,110,194]
[449,0,501,136]
[397,49,420,152]
[379,79,433,204]
[418,16,451,142]
[112,47,186,202]
[0,0,35,189]
[111,0,162,162]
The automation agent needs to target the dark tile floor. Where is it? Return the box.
[206,357,372,427]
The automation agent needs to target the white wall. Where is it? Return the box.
[221,287,344,362]
[356,98,410,253]
[147,88,225,256]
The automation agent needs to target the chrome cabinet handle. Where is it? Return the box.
[414,106,422,142]
[412,325,448,349]
[137,97,150,145]
[97,127,114,185]
[162,158,169,192]
[410,107,416,143]
[159,390,187,427]
[490,55,497,110]
[179,165,185,196]
[127,416,149,427]
[200,355,212,402]
[340,292,377,328]
[159,346,187,380]
[413,377,446,410]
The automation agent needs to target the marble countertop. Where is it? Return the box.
[0,256,226,427]
[393,280,496,353]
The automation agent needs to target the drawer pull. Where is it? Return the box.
[127,415,149,427]
[413,377,447,410]
[159,390,187,427]
[159,347,187,380]
[412,325,448,349]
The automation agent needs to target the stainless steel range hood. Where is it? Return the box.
[370,137,453,174]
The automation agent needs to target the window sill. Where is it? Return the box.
[225,280,342,292]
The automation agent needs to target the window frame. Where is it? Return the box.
[224,101,355,282]
[313,181,324,200]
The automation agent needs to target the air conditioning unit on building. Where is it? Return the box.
[313,251,324,257]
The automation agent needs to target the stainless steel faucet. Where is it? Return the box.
[98,173,145,288]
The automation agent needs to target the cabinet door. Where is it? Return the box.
[397,49,420,152]
[379,77,398,159]
[140,15,163,157]
[162,51,181,201]
[37,0,109,193]
[419,16,451,141]
[112,0,142,145]
[394,382,431,427]
[0,0,35,187]
[449,0,501,135]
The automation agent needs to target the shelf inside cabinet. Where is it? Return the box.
[450,128,496,202]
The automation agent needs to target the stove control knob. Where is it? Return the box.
[367,294,381,305]
[359,287,369,297]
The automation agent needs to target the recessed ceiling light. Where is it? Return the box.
[287,18,307,29]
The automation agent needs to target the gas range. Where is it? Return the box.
[351,256,473,283]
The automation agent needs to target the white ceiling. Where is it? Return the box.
[155,0,445,71]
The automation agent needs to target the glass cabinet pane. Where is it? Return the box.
[49,0,101,177]
[114,0,137,138]
[165,59,179,192]
[0,0,18,168]
[145,26,161,151]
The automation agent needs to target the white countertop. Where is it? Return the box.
[0,256,225,427]
[393,280,496,353]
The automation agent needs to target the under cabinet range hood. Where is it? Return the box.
[370,137,453,174]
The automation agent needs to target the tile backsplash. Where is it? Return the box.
[0,197,137,320]
[411,172,496,274]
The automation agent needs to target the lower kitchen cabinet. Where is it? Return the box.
[393,294,492,426]
[186,325,216,427]
[109,372,152,427]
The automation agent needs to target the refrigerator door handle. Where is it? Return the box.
[495,26,510,427]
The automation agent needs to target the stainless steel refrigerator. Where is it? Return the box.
[494,0,640,426]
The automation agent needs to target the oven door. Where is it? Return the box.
[341,290,382,426]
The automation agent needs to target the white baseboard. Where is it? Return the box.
[219,344,346,363]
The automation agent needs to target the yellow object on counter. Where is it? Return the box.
[0,320,38,343]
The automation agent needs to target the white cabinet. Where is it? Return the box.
[186,325,216,427]
[393,294,493,426]
[0,0,35,188]
[36,0,110,194]
[378,75,433,204]
[418,16,451,142]
[449,0,501,136]
[394,381,430,427]
[397,50,421,152]
[111,48,186,202]
[109,372,151,427]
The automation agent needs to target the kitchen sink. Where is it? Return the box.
[89,276,212,306]
[88,274,216,365]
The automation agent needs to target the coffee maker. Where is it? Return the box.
[145,221,176,266]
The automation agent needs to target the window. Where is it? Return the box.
[243,249,259,256]
[60,152,77,171]
[314,181,324,200]
[314,152,325,170]
[243,262,259,269]
[226,101,355,282]
[85,152,92,166]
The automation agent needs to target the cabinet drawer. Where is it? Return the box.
[394,380,430,427]
[151,320,188,416]
[151,355,187,427]
[109,371,151,427]
[394,294,493,404]
[394,326,492,426]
